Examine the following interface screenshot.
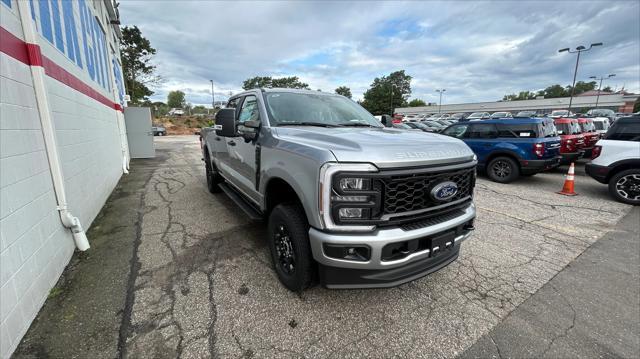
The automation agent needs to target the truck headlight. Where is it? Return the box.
[319,163,379,232]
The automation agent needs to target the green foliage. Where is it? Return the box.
[408,98,427,107]
[602,86,612,92]
[501,81,598,101]
[167,91,186,108]
[242,76,310,90]
[120,26,158,104]
[361,70,412,115]
[335,86,352,98]
[192,105,209,114]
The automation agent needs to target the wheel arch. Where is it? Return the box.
[606,159,640,182]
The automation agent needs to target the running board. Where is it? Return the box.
[218,183,263,221]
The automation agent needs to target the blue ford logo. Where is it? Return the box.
[431,181,458,201]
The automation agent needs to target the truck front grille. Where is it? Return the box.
[376,168,475,216]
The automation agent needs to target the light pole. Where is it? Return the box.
[589,74,615,108]
[558,43,602,115]
[389,83,398,115]
[209,80,215,109]
[436,89,446,114]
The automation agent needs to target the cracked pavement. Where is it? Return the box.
[119,136,633,358]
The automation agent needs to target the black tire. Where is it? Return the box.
[267,203,314,291]
[204,153,223,193]
[608,169,640,205]
[486,156,520,183]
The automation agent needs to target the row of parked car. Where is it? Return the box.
[399,108,633,123]
[382,113,640,205]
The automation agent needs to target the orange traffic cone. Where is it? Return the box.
[557,162,578,196]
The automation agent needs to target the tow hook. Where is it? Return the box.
[463,223,475,231]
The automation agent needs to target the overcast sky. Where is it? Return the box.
[119,0,640,107]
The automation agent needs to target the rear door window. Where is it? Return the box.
[467,123,498,139]
[605,121,640,141]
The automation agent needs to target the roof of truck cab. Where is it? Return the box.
[472,117,551,125]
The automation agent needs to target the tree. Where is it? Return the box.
[566,81,597,96]
[242,76,310,90]
[167,90,186,108]
[361,70,412,115]
[408,98,427,107]
[335,86,352,98]
[542,84,568,98]
[602,86,612,92]
[120,26,159,104]
[502,91,536,101]
[242,76,273,90]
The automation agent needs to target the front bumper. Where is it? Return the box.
[560,151,584,164]
[520,156,562,174]
[585,163,610,184]
[309,203,475,288]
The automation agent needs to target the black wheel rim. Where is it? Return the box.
[616,174,640,201]
[492,160,511,178]
[274,224,295,274]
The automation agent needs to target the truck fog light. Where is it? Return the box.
[323,244,370,261]
[339,208,363,218]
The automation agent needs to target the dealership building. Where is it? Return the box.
[1,0,128,357]
[395,92,639,116]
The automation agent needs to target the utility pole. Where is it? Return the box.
[390,83,398,115]
[436,89,446,114]
[210,80,215,109]
[589,74,615,108]
[558,43,602,115]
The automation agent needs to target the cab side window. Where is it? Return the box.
[442,124,469,138]
[227,97,240,109]
[238,95,260,124]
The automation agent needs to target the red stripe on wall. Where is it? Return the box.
[1,26,123,112]
[0,27,30,64]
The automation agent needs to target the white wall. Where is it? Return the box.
[0,0,127,357]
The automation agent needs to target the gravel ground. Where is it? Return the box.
[119,136,632,358]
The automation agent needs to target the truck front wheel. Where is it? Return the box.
[204,154,223,193]
[267,203,315,291]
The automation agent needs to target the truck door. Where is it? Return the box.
[464,123,499,165]
[212,97,241,174]
[226,95,261,203]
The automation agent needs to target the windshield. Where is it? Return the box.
[588,109,615,117]
[552,110,568,116]
[556,122,581,135]
[593,121,605,130]
[580,121,595,132]
[516,111,535,117]
[469,112,485,117]
[264,92,382,127]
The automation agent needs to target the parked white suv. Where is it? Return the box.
[586,116,640,205]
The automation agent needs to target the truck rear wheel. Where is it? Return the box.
[608,169,640,205]
[267,203,314,291]
[487,156,519,183]
[204,153,223,193]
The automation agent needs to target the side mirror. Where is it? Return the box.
[215,109,237,137]
[238,120,260,141]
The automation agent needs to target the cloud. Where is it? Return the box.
[119,0,640,106]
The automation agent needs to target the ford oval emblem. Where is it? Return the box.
[431,181,458,201]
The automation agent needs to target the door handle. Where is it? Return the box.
[228,140,236,146]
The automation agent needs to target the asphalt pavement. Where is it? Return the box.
[13,135,637,359]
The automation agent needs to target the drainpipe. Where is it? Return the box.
[17,1,89,250]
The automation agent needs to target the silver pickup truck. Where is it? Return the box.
[200,88,476,291]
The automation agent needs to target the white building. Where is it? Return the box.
[1,1,128,357]
[395,93,639,116]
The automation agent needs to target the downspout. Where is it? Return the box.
[16,1,89,250]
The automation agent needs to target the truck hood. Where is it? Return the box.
[273,127,474,168]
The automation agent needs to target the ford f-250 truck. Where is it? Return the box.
[200,88,476,290]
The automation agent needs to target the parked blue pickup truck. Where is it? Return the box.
[441,118,562,183]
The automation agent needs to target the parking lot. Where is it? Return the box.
[105,135,632,358]
[15,135,636,359]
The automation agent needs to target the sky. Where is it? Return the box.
[119,0,640,107]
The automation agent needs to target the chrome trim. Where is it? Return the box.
[380,196,471,220]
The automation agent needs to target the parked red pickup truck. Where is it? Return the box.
[554,118,585,164]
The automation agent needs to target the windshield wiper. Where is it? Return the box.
[278,122,343,128]
[338,122,380,127]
